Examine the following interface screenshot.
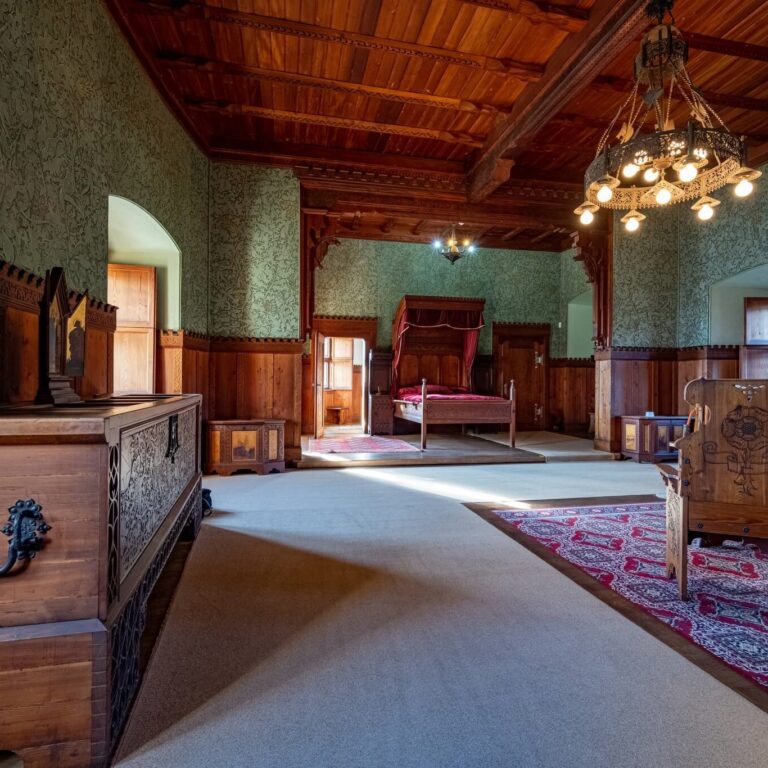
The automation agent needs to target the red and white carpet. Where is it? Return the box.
[486,502,768,692]
[307,435,419,454]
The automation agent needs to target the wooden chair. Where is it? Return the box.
[660,378,768,599]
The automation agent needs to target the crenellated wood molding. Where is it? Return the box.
[550,357,595,368]
[208,336,304,354]
[676,345,740,361]
[158,329,211,351]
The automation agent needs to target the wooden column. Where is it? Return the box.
[300,211,339,338]
[157,330,212,421]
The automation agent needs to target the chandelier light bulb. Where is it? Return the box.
[655,186,672,205]
[463,239,470,247]
[622,162,639,179]
[735,179,754,197]
[697,203,714,221]
[596,184,614,203]
[579,209,594,225]
[468,245,476,253]
[678,163,698,183]
[643,167,659,183]
[433,239,441,249]
[625,217,640,232]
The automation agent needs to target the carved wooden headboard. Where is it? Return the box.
[391,295,485,391]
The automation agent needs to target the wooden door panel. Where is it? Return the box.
[314,332,325,438]
[113,330,154,393]
[107,265,156,326]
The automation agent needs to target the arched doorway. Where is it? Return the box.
[709,263,768,345]
[566,287,594,358]
[107,196,181,392]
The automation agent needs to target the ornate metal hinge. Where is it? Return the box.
[1,499,52,577]
[166,413,180,463]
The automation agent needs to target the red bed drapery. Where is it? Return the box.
[391,296,485,395]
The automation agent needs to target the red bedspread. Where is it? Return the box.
[396,391,507,403]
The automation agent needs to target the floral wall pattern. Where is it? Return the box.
[677,172,768,346]
[208,165,301,338]
[612,208,679,347]
[315,240,565,354]
[0,0,210,331]
[558,249,592,357]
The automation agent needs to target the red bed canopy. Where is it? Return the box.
[391,295,485,395]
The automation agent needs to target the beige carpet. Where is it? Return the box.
[474,430,614,461]
[116,462,768,767]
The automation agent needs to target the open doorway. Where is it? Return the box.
[315,336,367,438]
[107,195,181,393]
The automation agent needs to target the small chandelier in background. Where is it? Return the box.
[575,0,761,234]
[433,223,476,264]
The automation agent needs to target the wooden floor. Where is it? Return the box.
[298,431,544,469]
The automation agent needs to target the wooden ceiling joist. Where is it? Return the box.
[185,99,486,148]
[135,1,545,79]
[686,32,768,63]
[155,51,508,116]
[466,0,650,201]
[457,0,588,32]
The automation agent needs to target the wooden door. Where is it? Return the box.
[495,328,549,431]
[313,331,326,438]
[108,264,156,393]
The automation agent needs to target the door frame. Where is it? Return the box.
[306,316,378,434]
[492,322,551,430]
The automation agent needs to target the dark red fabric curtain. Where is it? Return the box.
[391,305,485,394]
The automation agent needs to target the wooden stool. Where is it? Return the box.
[324,405,349,425]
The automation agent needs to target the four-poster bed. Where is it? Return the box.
[390,296,516,449]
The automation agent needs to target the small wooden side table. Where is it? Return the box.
[620,415,687,463]
[207,419,286,475]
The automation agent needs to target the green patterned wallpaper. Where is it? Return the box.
[315,239,565,354]
[208,165,300,337]
[677,174,768,346]
[558,248,591,356]
[0,0,210,331]
[612,208,679,347]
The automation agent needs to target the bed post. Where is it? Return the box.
[421,378,428,450]
[509,379,516,448]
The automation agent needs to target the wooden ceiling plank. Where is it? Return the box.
[186,98,486,146]
[466,0,649,201]
[456,0,588,33]
[155,50,506,115]
[131,1,545,79]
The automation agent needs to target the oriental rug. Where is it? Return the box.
[472,500,768,701]
[307,435,420,454]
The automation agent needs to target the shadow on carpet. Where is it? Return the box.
[467,499,768,713]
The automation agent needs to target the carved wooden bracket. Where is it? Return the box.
[571,228,613,349]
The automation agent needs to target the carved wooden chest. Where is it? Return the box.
[368,393,394,435]
[0,394,202,767]
[206,418,285,475]
[620,414,687,463]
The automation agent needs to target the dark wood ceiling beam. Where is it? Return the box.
[502,227,525,240]
[132,1,544,79]
[594,75,768,114]
[457,0,588,32]
[466,0,649,201]
[155,50,508,116]
[686,32,768,63]
[185,99,485,147]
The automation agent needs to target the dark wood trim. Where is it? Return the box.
[550,357,595,368]
[157,329,211,351]
[593,346,678,361]
[676,345,740,362]
[209,337,303,354]
[312,316,378,350]
[492,321,552,339]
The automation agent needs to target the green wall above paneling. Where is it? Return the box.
[207,165,300,338]
[316,239,572,355]
[0,0,210,332]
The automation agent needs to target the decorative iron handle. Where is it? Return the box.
[0,499,52,577]
[166,413,180,464]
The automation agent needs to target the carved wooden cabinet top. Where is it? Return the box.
[0,393,201,441]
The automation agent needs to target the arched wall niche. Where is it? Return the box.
[566,287,594,357]
[107,195,181,330]
[709,263,768,345]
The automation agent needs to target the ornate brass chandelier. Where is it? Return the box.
[433,223,476,264]
[575,0,760,233]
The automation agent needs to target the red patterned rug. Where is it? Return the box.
[480,501,768,695]
[307,435,419,454]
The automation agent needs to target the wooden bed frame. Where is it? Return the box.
[394,378,516,450]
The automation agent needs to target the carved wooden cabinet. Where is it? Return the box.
[368,393,394,435]
[0,394,202,767]
[620,414,687,463]
[207,418,285,475]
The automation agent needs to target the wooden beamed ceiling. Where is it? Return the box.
[109,0,768,252]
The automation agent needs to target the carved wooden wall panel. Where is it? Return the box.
[549,358,595,432]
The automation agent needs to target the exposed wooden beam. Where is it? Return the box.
[133,1,544,79]
[466,0,649,201]
[502,227,525,240]
[594,75,768,114]
[457,0,588,33]
[185,99,485,147]
[411,220,426,235]
[155,50,508,116]
[687,32,768,63]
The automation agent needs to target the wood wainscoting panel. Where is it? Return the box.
[157,331,211,422]
[740,345,768,378]
[677,346,739,414]
[549,358,595,433]
[3,305,38,402]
